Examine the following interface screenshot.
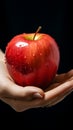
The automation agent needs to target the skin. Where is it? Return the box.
[0,49,73,112]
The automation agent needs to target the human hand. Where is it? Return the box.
[0,50,44,112]
[0,50,73,111]
[39,70,73,107]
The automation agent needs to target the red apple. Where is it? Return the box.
[5,28,60,90]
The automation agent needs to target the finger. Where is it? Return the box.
[53,69,73,83]
[2,81,44,100]
[46,90,73,107]
[40,80,73,107]
[45,70,73,92]
[45,82,60,91]
[45,81,73,101]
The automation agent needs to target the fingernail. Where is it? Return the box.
[33,93,43,98]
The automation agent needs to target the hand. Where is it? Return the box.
[0,50,73,111]
[39,70,73,107]
[0,50,44,112]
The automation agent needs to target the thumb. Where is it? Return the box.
[4,83,44,100]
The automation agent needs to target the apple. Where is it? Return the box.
[5,27,60,90]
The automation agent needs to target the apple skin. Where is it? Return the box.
[5,33,60,90]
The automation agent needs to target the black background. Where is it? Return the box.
[0,0,72,129]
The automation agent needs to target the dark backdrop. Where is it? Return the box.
[0,0,72,129]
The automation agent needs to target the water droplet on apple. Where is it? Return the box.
[32,54,35,57]
[40,53,42,56]
[24,56,27,59]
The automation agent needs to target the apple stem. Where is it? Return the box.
[33,26,42,40]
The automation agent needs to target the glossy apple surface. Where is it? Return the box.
[5,33,60,89]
